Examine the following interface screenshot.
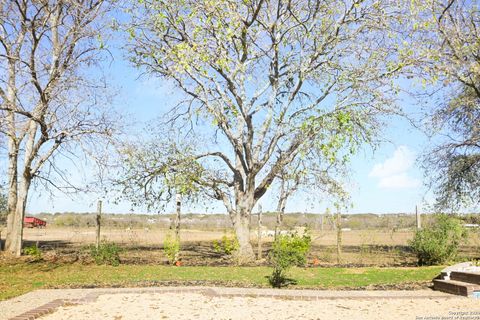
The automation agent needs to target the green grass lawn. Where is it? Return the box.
[0,263,443,301]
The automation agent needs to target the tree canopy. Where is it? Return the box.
[407,0,480,209]
[124,0,404,260]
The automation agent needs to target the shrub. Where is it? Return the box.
[268,233,311,288]
[23,245,42,260]
[164,233,180,264]
[88,241,122,266]
[212,233,239,255]
[409,214,468,266]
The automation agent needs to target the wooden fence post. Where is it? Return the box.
[175,193,181,241]
[415,205,422,230]
[257,205,263,260]
[96,200,102,249]
[336,210,342,264]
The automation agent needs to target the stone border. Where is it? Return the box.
[7,287,459,320]
[8,299,66,320]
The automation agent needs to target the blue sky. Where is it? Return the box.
[27,48,433,216]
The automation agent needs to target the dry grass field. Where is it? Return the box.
[22,227,416,246]
[17,226,480,267]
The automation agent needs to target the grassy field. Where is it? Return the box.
[0,261,443,301]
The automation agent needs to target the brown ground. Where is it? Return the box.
[21,227,416,246]
[12,227,479,267]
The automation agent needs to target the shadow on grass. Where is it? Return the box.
[266,274,298,288]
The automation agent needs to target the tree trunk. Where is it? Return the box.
[6,121,35,256]
[5,137,18,253]
[274,179,288,240]
[232,213,254,263]
[6,178,30,256]
[275,199,286,240]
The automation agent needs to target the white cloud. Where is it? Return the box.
[369,146,420,189]
[377,173,420,189]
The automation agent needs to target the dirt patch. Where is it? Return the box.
[16,227,479,267]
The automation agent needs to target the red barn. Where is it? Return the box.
[23,216,47,228]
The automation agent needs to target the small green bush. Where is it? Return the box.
[23,245,42,260]
[268,233,311,288]
[409,214,468,266]
[88,241,122,266]
[212,233,239,255]
[164,233,180,264]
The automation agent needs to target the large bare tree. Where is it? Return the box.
[125,0,403,261]
[0,0,117,256]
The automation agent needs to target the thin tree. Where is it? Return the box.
[274,160,345,238]
[0,0,117,256]
[274,167,301,239]
[125,0,403,262]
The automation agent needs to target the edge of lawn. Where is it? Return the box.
[0,263,444,301]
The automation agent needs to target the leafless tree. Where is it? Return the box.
[0,0,117,256]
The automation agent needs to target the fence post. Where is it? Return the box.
[336,210,342,264]
[175,193,181,242]
[96,200,102,249]
[415,205,421,230]
[257,205,263,260]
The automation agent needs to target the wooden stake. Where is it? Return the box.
[336,210,342,264]
[416,205,421,230]
[175,193,181,241]
[257,205,262,260]
[96,200,102,249]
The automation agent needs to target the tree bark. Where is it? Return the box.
[232,211,254,263]
[275,179,288,240]
[5,141,18,253]
[275,197,286,240]
[4,79,18,253]
[6,177,30,256]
